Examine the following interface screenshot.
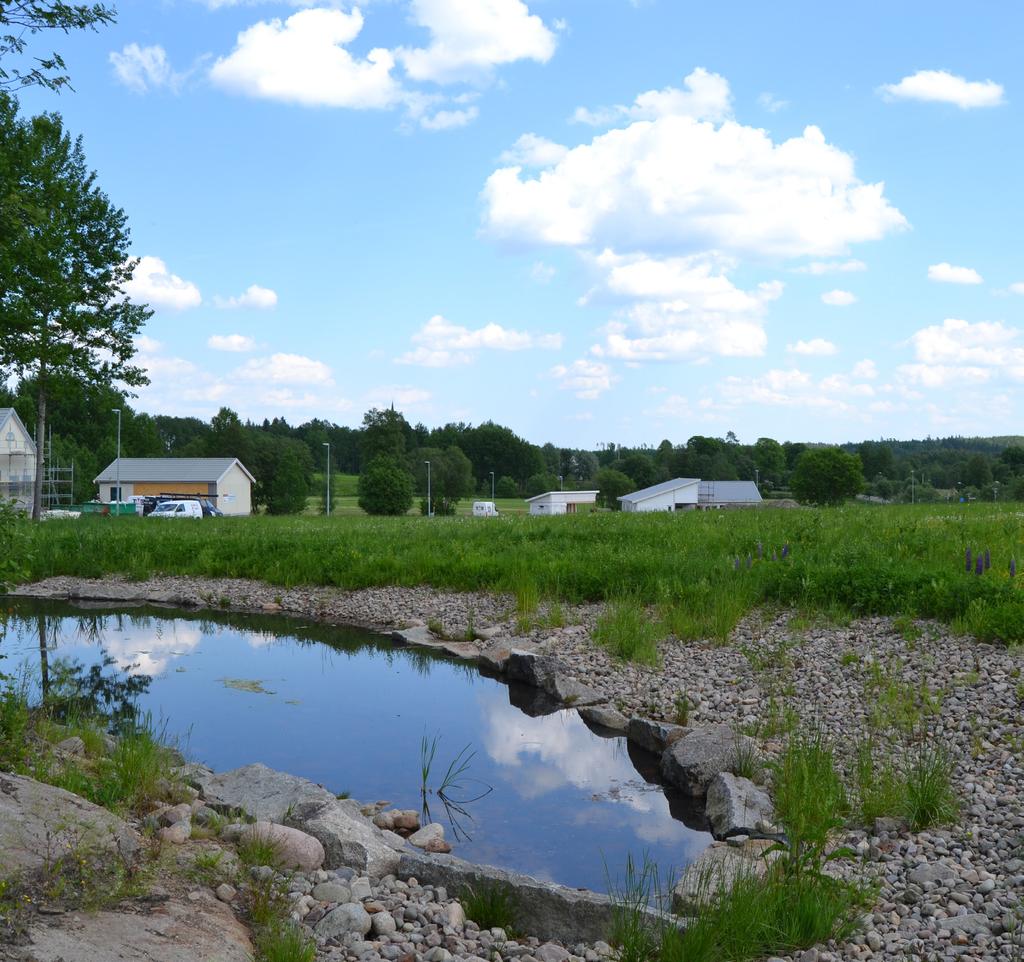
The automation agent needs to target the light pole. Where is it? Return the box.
[424,460,432,517]
[558,475,563,491]
[111,408,121,510]
[323,442,331,516]
[994,481,1000,503]
[489,471,495,501]
[910,469,915,505]
[755,468,760,489]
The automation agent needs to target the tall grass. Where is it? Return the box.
[593,597,663,666]
[18,504,1024,643]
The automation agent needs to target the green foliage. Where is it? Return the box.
[255,921,316,962]
[593,597,663,666]
[414,446,474,514]
[791,448,865,507]
[460,881,517,932]
[852,738,907,825]
[237,830,284,870]
[266,447,309,515]
[495,475,518,498]
[904,742,959,830]
[357,456,414,515]
[596,467,634,510]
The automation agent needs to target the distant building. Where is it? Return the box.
[94,458,255,516]
[526,490,599,516]
[0,408,36,512]
[618,477,700,512]
[618,478,763,512]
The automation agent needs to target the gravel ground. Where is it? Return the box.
[12,576,1024,961]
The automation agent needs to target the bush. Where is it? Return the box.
[358,456,413,516]
[791,448,864,507]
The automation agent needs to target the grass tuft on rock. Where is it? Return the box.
[460,881,517,933]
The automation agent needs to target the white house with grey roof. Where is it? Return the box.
[0,408,36,512]
[94,458,255,516]
[619,477,763,512]
[526,490,599,515]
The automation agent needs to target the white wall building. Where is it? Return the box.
[94,458,255,516]
[0,408,36,512]
[618,478,700,512]
[526,490,599,516]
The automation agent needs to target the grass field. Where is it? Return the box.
[306,474,531,516]
[13,503,1024,645]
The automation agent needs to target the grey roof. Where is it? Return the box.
[0,408,36,453]
[94,458,255,484]
[699,480,762,504]
[618,477,699,504]
[525,490,599,502]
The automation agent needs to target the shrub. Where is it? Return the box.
[358,456,413,516]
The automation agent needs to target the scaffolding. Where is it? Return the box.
[42,462,75,511]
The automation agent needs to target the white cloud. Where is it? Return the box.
[530,261,556,284]
[484,77,907,257]
[395,314,562,367]
[237,353,334,384]
[214,284,278,310]
[365,385,432,408]
[757,91,787,113]
[500,133,569,167]
[419,105,479,130]
[398,0,556,85]
[584,251,780,361]
[821,289,857,306]
[897,364,993,388]
[717,365,876,414]
[109,43,184,93]
[897,318,1024,388]
[123,256,201,310]
[852,359,878,379]
[793,259,866,275]
[787,338,838,356]
[550,359,617,399]
[572,67,732,126]
[928,262,983,285]
[1010,282,1024,295]
[210,8,401,109]
[208,334,257,352]
[880,70,1005,109]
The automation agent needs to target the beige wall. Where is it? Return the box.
[214,463,252,515]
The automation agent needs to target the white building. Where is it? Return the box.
[526,490,599,516]
[0,408,36,512]
[618,477,700,512]
[94,458,255,516]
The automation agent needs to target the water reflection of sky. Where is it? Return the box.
[1,603,710,892]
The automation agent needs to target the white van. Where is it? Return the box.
[472,501,499,517]
[149,499,203,519]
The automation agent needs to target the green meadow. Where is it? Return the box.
[16,503,1024,645]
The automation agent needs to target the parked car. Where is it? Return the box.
[199,499,223,517]
[472,501,500,517]
[149,499,203,519]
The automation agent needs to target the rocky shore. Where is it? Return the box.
[6,575,1024,961]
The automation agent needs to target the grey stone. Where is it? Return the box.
[447,902,466,929]
[313,882,352,904]
[907,863,958,886]
[627,718,687,754]
[192,805,220,827]
[371,911,398,936]
[504,650,603,707]
[705,772,774,839]
[536,944,571,962]
[577,705,630,734]
[315,902,373,940]
[409,823,446,849]
[672,841,772,914]
[290,796,401,879]
[157,820,191,845]
[351,877,373,900]
[160,803,193,826]
[24,891,252,962]
[238,821,325,871]
[944,914,991,936]
[660,724,755,797]
[0,772,139,876]
[56,735,86,756]
[873,816,910,836]
[397,851,661,944]
[216,883,237,902]
[192,762,338,821]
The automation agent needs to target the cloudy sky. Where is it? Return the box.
[19,0,1024,445]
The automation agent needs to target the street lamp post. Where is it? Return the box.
[910,469,915,505]
[558,475,563,491]
[424,460,432,517]
[755,468,760,489]
[323,442,331,516]
[489,471,495,501]
[111,408,121,511]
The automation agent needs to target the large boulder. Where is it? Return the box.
[671,840,774,914]
[397,851,661,944]
[287,796,402,879]
[22,890,253,962]
[504,651,604,707]
[627,718,688,754]
[315,902,373,940]
[190,762,337,820]
[704,773,774,839]
[237,821,325,871]
[0,772,139,877]
[577,705,630,735]
[660,725,755,797]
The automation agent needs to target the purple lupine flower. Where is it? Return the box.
[746,554,752,569]
[771,551,778,562]
[976,555,984,576]
[782,544,789,559]
[985,549,991,570]
[757,542,763,559]
[733,557,740,571]
[1011,557,1017,578]
[966,548,972,572]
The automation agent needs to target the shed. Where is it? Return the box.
[618,478,700,513]
[697,480,762,509]
[0,408,36,512]
[94,458,255,516]
[526,490,599,516]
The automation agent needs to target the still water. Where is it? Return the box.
[1,600,710,892]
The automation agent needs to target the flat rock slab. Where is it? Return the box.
[672,840,774,914]
[505,650,604,707]
[288,796,402,879]
[398,851,659,945]
[0,772,139,877]
[660,724,756,797]
[577,705,630,735]
[705,772,774,839]
[391,627,481,660]
[22,893,253,962]
[194,762,338,821]
[627,718,688,754]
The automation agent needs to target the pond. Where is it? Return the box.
[1,599,711,893]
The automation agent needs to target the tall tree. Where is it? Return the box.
[1,2,115,92]
[791,448,864,507]
[0,97,150,519]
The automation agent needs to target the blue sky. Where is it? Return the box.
[17,0,1024,446]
